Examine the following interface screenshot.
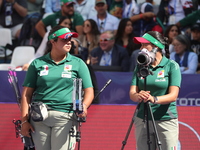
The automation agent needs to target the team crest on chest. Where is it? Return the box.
[155,70,166,82]
[157,70,164,78]
[62,64,72,78]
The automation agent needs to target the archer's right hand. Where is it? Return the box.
[90,56,98,65]
[20,121,35,137]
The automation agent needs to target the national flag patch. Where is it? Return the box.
[40,65,49,76]
[43,65,48,71]
[53,33,56,37]
[170,146,176,150]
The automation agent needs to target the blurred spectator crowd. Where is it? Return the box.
[0,0,200,74]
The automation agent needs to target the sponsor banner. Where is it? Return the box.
[176,98,200,106]
[0,71,200,106]
[95,72,200,106]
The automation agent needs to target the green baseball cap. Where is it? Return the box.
[48,28,78,40]
[60,0,75,6]
[95,0,107,5]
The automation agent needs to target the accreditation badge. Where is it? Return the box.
[169,14,175,25]
[61,72,72,78]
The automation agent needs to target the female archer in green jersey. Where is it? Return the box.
[130,31,181,150]
[20,25,94,150]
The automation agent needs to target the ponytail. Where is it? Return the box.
[147,31,170,58]
[164,37,170,58]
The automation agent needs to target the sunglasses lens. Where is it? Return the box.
[64,34,72,39]
[104,39,108,42]
[100,39,109,42]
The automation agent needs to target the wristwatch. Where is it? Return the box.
[153,96,158,104]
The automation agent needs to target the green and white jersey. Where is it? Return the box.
[131,56,182,120]
[42,11,84,32]
[23,53,93,112]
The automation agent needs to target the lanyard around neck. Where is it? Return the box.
[103,51,112,66]
[125,2,132,18]
[168,0,176,15]
[97,14,107,32]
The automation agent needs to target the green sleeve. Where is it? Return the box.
[42,15,54,27]
[169,60,182,87]
[42,12,59,27]
[71,12,84,30]
[73,12,84,25]
[131,67,139,86]
[179,9,200,27]
[23,62,38,88]
[77,60,93,89]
